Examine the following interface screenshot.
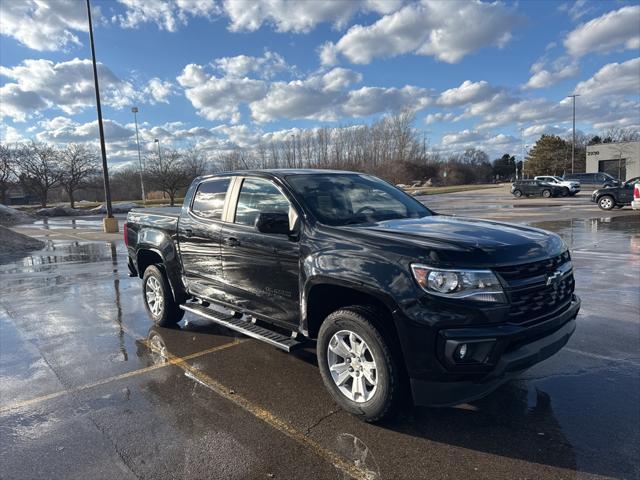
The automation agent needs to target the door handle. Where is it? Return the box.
[184,228,193,238]
[225,237,240,247]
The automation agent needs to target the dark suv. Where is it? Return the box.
[511,180,565,198]
[591,177,640,210]
[564,172,620,188]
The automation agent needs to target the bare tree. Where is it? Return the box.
[0,143,18,204]
[16,142,62,207]
[60,143,99,208]
[146,149,189,206]
[182,146,208,180]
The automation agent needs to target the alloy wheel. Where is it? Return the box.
[327,330,378,403]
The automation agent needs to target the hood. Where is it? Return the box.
[344,215,566,268]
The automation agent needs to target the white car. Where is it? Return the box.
[534,176,580,196]
[632,183,640,211]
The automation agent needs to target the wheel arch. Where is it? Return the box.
[136,247,188,304]
[304,279,400,340]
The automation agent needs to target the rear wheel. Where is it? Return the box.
[513,189,522,198]
[142,265,184,327]
[598,195,615,210]
[542,189,552,198]
[317,306,402,422]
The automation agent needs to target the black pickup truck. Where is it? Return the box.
[126,170,579,421]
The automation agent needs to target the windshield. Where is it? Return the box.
[285,174,431,226]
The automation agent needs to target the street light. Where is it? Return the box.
[131,107,146,206]
[86,0,117,233]
[154,138,162,161]
[567,94,580,174]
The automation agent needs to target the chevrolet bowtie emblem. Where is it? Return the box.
[546,271,562,287]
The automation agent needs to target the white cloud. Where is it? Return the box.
[115,0,219,32]
[425,112,454,124]
[0,0,96,51]
[222,0,401,33]
[574,58,640,97]
[522,58,579,90]
[437,80,500,107]
[36,117,134,144]
[441,129,486,146]
[343,86,431,117]
[177,64,267,123]
[213,50,289,79]
[0,58,140,121]
[249,69,358,123]
[323,1,519,65]
[145,78,175,103]
[523,124,566,137]
[564,5,640,57]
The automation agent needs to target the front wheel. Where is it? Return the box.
[513,189,522,198]
[561,188,570,197]
[598,195,615,210]
[542,189,552,198]
[142,265,184,327]
[317,307,402,422]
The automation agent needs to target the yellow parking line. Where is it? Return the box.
[0,340,244,414]
[156,344,370,480]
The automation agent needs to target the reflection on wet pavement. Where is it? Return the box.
[1,215,639,479]
[23,214,128,231]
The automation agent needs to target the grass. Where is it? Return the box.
[403,184,503,196]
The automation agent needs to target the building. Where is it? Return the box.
[586,141,640,181]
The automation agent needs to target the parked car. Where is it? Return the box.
[534,176,580,196]
[511,180,565,198]
[126,170,579,422]
[591,176,640,210]
[563,172,620,188]
[632,183,640,211]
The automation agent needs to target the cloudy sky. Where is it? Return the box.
[0,0,639,165]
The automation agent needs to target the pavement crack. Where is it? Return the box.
[305,408,340,436]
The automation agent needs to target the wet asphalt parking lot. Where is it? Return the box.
[1,187,639,480]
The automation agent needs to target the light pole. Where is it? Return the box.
[131,107,146,206]
[520,127,524,180]
[86,0,117,233]
[567,94,580,173]
[154,138,162,162]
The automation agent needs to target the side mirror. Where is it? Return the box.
[255,212,290,235]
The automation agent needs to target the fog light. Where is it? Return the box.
[457,344,468,360]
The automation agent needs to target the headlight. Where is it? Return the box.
[411,264,506,302]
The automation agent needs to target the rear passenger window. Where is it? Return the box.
[191,178,230,220]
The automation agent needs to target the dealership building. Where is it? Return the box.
[585,141,640,181]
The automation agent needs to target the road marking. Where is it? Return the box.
[0,339,244,414]
[161,348,371,480]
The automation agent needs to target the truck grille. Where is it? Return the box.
[494,251,575,324]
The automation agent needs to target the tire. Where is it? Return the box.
[542,189,552,198]
[142,265,184,327]
[317,306,402,422]
[513,190,522,198]
[561,188,570,197]
[598,195,615,211]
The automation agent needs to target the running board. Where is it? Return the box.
[179,303,302,352]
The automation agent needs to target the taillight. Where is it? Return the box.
[123,222,128,246]
[635,185,639,200]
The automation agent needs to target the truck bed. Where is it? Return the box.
[127,207,181,232]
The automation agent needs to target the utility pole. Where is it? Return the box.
[520,127,524,180]
[567,94,580,174]
[86,0,117,233]
[132,107,146,206]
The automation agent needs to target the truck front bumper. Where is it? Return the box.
[409,296,580,407]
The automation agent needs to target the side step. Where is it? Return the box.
[180,303,302,352]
